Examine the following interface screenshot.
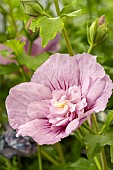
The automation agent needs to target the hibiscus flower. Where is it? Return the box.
[5,53,113,145]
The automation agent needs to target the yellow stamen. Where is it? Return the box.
[54,102,67,108]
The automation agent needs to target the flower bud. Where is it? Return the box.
[87,15,108,46]
[21,0,43,17]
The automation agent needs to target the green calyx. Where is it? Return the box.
[21,0,43,17]
[87,16,108,47]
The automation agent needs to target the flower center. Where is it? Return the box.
[48,86,87,127]
[54,101,67,108]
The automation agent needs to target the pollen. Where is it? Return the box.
[54,102,67,108]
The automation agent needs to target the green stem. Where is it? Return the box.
[94,156,102,170]
[87,0,92,20]
[62,27,74,56]
[43,12,51,18]
[73,133,83,143]
[8,0,18,33]
[100,148,108,170]
[76,129,83,143]
[87,42,108,170]
[54,0,60,15]
[91,114,108,170]
[78,127,84,137]
[28,41,33,55]
[55,142,65,165]
[87,44,94,54]
[18,66,26,82]
[37,145,42,170]
[91,113,99,133]
[41,148,59,166]
[82,123,96,134]
[54,0,74,56]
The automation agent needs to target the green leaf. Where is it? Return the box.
[51,165,65,170]
[105,129,113,163]
[60,1,77,15]
[0,4,8,15]
[11,157,19,170]
[84,135,102,158]
[0,50,11,58]
[29,18,39,32]
[30,16,64,47]
[0,33,7,43]
[4,40,25,56]
[0,156,11,170]
[101,110,113,133]
[84,129,113,159]
[60,9,82,18]
[84,135,109,158]
[66,158,97,170]
[17,52,49,71]
[6,26,16,39]
[0,64,18,75]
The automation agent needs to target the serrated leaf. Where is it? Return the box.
[101,110,113,133]
[30,16,64,47]
[4,40,25,56]
[0,64,18,75]
[18,52,49,70]
[60,9,81,18]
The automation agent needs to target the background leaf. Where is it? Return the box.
[60,0,77,15]
[0,156,11,170]
[0,64,18,75]
[66,158,97,170]
[60,9,82,18]
[84,129,113,160]
[101,110,113,133]
[4,40,25,56]
[18,52,50,71]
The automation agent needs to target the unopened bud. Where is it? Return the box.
[21,0,43,17]
[87,15,108,46]
[98,15,105,26]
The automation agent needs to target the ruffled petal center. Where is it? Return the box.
[48,86,87,128]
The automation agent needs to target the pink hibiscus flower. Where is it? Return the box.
[5,53,113,145]
[22,35,60,56]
